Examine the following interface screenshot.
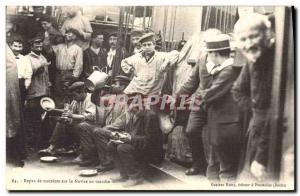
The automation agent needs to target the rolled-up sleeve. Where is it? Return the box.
[83,98,96,122]
[162,50,180,66]
[121,55,136,74]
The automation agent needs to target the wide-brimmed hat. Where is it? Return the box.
[205,34,231,52]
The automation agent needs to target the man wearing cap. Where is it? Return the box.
[130,30,143,55]
[40,16,64,99]
[121,32,179,96]
[82,32,107,78]
[178,32,242,181]
[40,16,63,46]
[39,81,96,155]
[25,36,51,149]
[45,28,83,108]
[106,32,129,81]
[60,6,93,50]
[231,13,274,181]
[77,75,131,168]
[93,94,163,187]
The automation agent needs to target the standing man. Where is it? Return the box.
[130,30,143,55]
[200,34,242,181]
[176,29,226,176]
[47,28,83,108]
[40,16,63,46]
[107,32,128,81]
[82,32,107,78]
[60,6,93,50]
[121,32,179,96]
[40,16,63,97]
[231,13,274,181]
[25,36,51,150]
[9,36,33,107]
[6,42,26,167]
[121,32,179,134]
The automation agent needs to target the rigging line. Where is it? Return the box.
[124,7,131,47]
[223,6,227,33]
[215,6,218,28]
[168,7,174,51]
[162,7,169,52]
[204,6,208,30]
[129,6,136,54]
[171,6,177,50]
[205,6,211,30]
[143,6,147,30]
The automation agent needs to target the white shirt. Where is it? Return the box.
[107,48,116,68]
[16,54,33,89]
[207,58,234,75]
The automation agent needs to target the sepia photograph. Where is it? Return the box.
[5,4,295,191]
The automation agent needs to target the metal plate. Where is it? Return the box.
[79,169,98,177]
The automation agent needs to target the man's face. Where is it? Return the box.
[72,89,86,102]
[31,41,43,54]
[207,52,218,65]
[230,50,236,59]
[92,35,104,47]
[112,81,127,94]
[142,41,155,54]
[235,26,268,62]
[11,41,23,56]
[41,21,52,31]
[65,31,76,41]
[108,36,118,48]
[131,36,141,48]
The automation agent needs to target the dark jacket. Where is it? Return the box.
[177,53,213,97]
[110,47,129,81]
[101,110,163,163]
[178,54,242,146]
[231,46,274,166]
[83,47,107,78]
[202,65,242,146]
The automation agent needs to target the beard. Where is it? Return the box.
[32,50,42,55]
[243,45,263,63]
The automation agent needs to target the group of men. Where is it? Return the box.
[7,7,275,187]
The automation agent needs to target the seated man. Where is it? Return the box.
[78,75,131,169]
[39,81,96,155]
[94,94,164,187]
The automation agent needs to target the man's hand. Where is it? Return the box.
[119,132,131,143]
[250,160,267,181]
[62,111,73,119]
[160,61,170,72]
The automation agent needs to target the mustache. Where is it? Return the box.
[245,45,259,53]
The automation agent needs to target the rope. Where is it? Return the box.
[162,7,168,52]
[167,7,174,51]
[171,7,177,50]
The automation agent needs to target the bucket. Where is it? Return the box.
[86,66,108,92]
